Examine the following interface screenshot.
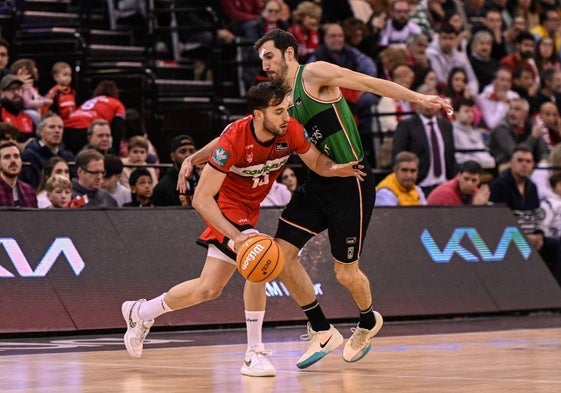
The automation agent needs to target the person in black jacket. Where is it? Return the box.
[152,134,198,206]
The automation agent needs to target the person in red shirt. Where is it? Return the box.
[45,62,77,122]
[64,80,125,154]
[427,160,490,205]
[0,74,35,142]
[121,82,362,377]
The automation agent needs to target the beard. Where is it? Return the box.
[263,118,287,137]
[267,61,289,86]
[520,50,534,59]
[0,165,20,179]
[392,19,408,31]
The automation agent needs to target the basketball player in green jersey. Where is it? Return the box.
[254,29,453,368]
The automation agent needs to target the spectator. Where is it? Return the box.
[376,64,415,133]
[426,22,479,95]
[260,180,291,207]
[489,145,561,286]
[342,16,379,62]
[0,121,19,145]
[119,108,159,164]
[513,0,539,31]
[20,113,75,189]
[375,151,426,206]
[411,67,437,91]
[511,66,539,104]
[70,149,118,208]
[219,0,261,35]
[532,143,561,200]
[530,8,561,55]
[9,58,53,126]
[534,37,561,76]
[0,39,10,79]
[378,0,421,48]
[80,119,113,156]
[289,1,322,63]
[479,8,508,60]
[499,32,538,83]
[452,98,496,169]
[427,160,490,205]
[489,97,549,172]
[120,135,158,189]
[64,80,125,154]
[537,101,561,150]
[123,167,153,207]
[404,33,430,74]
[44,61,77,122]
[532,69,561,115]
[392,84,456,197]
[35,156,70,208]
[476,67,520,130]
[541,172,561,238]
[468,30,499,93]
[279,166,298,193]
[0,142,37,207]
[102,154,132,207]
[0,74,34,141]
[45,175,72,208]
[153,134,198,206]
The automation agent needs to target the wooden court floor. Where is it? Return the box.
[1,314,561,393]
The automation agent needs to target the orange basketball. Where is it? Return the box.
[236,235,284,283]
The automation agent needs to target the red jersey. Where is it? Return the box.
[47,85,77,120]
[199,115,311,244]
[1,107,34,135]
[64,95,125,129]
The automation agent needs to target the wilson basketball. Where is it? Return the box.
[236,235,284,283]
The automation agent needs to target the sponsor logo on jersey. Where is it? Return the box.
[275,141,288,150]
[212,147,230,167]
[345,237,357,245]
[231,156,290,177]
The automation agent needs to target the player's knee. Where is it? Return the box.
[334,263,359,286]
[199,284,223,301]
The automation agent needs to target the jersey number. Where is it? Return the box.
[252,174,270,188]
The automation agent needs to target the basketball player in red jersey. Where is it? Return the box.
[121,82,364,377]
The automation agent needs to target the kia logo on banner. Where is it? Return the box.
[0,237,85,278]
[421,226,532,263]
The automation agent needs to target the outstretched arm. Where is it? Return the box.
[304,61,453,113]
[298,144,366,180]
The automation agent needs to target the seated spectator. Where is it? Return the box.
[79,119,113,155]
[532,143,561,200]
[0,39,9,79]
[378,0,421,48]
[9,58,53,125]
[489,97,549,173]
[392,84,457,197]
[537,101,561,151]
[120,135,158,189]
[70,149,118,208]
[153,134,199,206]
[404,33,430,74]
[541,172,561,238]
[279,166,298,193]
[45,175,72,209]
[0,74,34,141]
[534,37,561,76]
[35,156,70,208]
[452,98,496,169]
[102,154,132,207]
[289,1,322,63]
[342,16,378,62]
[375,151,426,206]
[0,121,19,145]
[64,80,125,154]
[20,113,75,189]
[376,64,415,133]
[489,145,561,285]
[476,67,520,130]
[123,167,154,207]
[499,31,538,83]
[468,30,499,93]
[532,69,561,116]
[0,142,37,207]
[218,0,261,35]
[119,108,159,165]
[427,160,490,205]
[511,66,539,104]
[530,8,561,55]
[443,67,482,125]
[426,22,478,95]
[44,61,77,122]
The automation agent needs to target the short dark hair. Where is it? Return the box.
[0,121,20,141]
[254,29,298,56]
[549,172,561,189]
[516,31,535,45]
[246,82,289,112]
[75,149,104,170]
[454,98,475,111]
[458,160,482,174]
[512,144,533,157]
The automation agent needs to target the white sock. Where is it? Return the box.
[139,293,173,321]
[245,310,265,350]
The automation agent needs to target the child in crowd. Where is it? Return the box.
[120,135,158,189]
[123,167,153,207]
[102,154,132,206]
[9,58,53,125]
[46,175,72,208]
[36,156,71,208]
[45,62,77,122]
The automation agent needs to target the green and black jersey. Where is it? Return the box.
[288,65,364,164]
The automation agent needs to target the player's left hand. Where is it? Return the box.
[331,161,366,181]
[176,157,194,193]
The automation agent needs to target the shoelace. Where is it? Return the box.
[348,327,369,350]
[299,324,317,341]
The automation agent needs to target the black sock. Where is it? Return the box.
[301,299,330,331]
[358,305,376,330]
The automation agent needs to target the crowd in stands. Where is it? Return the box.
[1,0,561,281]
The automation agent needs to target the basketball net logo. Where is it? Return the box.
[240,244,265,271]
